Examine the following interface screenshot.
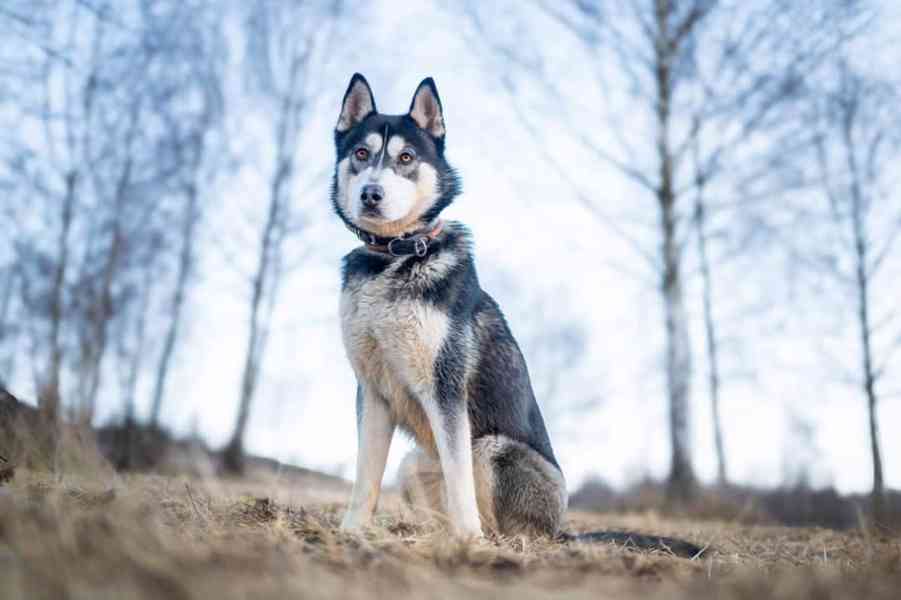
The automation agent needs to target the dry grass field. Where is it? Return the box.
[2,459,900,600]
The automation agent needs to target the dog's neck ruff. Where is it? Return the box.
[345,220,445,257]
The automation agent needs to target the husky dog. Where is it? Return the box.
[332,74,702,557]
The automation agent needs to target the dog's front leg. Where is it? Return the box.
[421,397,482,537]
[341,384,395,531]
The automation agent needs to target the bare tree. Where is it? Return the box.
[2,0,224,431]
[147,3,225,428]
[116,254,155,425]
[5,0,97,422]
[690,165,726,484]
[221,1,348,473]
[679,3,871,486]
[75,107,139,424]
[811,60,901,520]
[465,0,866,499]
[110,233,160,469]
[147,168,202,428]
[64,1,218,425]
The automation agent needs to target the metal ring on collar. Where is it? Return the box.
[387,236,429,257]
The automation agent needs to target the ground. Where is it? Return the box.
[1,464,900,600]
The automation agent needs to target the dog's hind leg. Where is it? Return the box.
[398,448,446,519]
[398,444,500,535]
[472,436,567,539]
[399,436,566,539]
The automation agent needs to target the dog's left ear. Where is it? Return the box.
[337,73,376,132]
[408,77,445,138]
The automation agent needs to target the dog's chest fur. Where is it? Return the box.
[340,249,461,454]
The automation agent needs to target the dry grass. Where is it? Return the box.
[2,462,900,600]
[3,396,898,598]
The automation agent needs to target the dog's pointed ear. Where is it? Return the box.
[408,77,445,138]
[337,73,376,132]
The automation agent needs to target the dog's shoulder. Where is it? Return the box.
[341,247,391,290]
[392,221,481,311]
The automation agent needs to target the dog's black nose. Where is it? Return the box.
[360,184,384,208]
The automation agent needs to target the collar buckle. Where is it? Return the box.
[356,220,444,257]
[387,235,429,257]
[387,237,402,256]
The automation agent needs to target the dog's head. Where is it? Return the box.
[332,74,460,239]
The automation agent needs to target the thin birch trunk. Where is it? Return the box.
[655,0,696,502]
[149,183,198,427]
[844,112,884,520]
[41,171,77,422]
[694,196,727,485]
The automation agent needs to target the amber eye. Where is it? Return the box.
[398,151,414,164]
[354,147,369,161]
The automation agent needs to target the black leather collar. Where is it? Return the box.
[345,221,444,257]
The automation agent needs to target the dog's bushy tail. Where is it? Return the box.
[560,530,705,559]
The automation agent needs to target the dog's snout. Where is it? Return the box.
[360,183,384,208]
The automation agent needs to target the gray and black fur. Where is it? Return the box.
[332,73,703,558]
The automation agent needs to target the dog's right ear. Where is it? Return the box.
[336,73,376,132]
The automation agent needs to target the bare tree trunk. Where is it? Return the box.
[222,285,263,473]
[80,159,131,426]
[694,188,727,486]
[80,228,121,425]
[696,205,727,486]
[222,162,288,474]
[655,0,696,503]
[123,261,153,422]
[0,268,14,341]
[115,259,153,471]
[222,33,305,473]
[845,122,884,520]
[41,170,77,422]
[149,183,198,427]
[661,208,695,501]
[861,301,883,520]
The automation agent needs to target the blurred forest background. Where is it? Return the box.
[1,0,900,528]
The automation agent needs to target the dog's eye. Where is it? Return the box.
[354,147,369,161]
[398,151,414,164]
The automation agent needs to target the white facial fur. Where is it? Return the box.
[349,167,418,221]
[337,135,440,237]
[365,133,383,153]
[386,135,406,159]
